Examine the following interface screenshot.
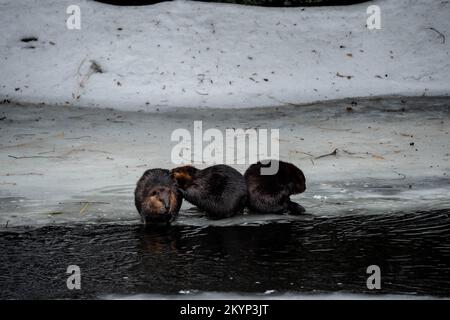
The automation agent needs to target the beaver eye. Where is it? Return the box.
[151,191,157,196]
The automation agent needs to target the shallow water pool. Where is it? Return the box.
[1,208,449,299]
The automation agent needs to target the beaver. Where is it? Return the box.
[134,168,183,224]
[170,164,247,219]
[244,160,306,215]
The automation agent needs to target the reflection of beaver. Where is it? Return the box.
[134,169,183,224]
[244,160,306,215]
[171,164,247,219]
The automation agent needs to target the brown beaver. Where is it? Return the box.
[134,168,183,224]
[244,160,306,215]
[170,164,247,219]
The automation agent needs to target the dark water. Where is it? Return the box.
[1,209,450,299]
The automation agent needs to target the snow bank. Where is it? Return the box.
[0,0,449,111]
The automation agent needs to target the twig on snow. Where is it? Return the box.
[315,148,338,160]
[427,27,446,43]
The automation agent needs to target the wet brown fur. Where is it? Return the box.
[171,166,197,189]
[135,169,183,224]
[244,160,306,215]
[171,164,247,219]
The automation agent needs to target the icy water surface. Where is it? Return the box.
[1,97,449,228]
[1,209,449,299]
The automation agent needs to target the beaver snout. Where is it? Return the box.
[160,192,171,211]
[141,212,173,225]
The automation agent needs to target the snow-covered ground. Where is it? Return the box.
[0,0,449,111]
[0,97,449,229]
[0,0,449,229]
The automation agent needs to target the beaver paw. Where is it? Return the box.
[287,201,305,215]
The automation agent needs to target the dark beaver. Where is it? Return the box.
[171,164,247,219]
[244,160,306,215]
[134,168,183,224]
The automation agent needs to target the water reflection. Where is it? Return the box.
[0,209,449,299]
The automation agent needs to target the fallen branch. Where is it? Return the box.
[393,171,407,180]
[14,133,35,137]
[8,155,63,159]
[87,149,112,154]
[336,72,353,79]
[3,172,43,176]
[62,148,111,156]
[0,142,34,150]
[427,27,446,43]
[83,201,110,204]
[64,136,91,140]
[315,148,338,159]
[79,202,90,214]
[316,126,352,132]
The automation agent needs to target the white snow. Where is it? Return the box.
[0,0,449,111]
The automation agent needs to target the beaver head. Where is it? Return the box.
[258,160,306,194]
[140,186,178,224]
[170,166,198,190]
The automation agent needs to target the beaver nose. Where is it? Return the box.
[161,193,171,211]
